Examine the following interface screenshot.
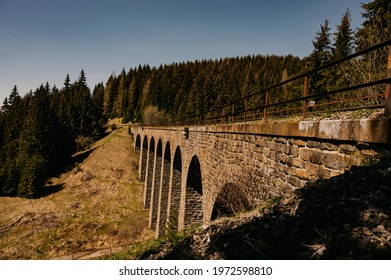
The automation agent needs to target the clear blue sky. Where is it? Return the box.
[0,0,367,101]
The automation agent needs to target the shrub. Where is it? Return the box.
[142,106,170,126]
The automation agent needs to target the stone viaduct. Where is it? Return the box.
[131,118,390,237]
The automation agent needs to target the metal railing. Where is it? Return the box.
[181,39,391,126]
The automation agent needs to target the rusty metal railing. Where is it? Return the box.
[181,39,391,126]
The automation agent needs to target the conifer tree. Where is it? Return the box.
[310,19,332,68]
[347,0,391,102]
[331,10,355,89]
[356,0,391,49]
[332,9,354,60]
[308,19,332,94]
[91,83,106,138]
[8,86,20,106]
[114,70,127,117]
[103,74,117,118]
[1,97,9,113]
[17,154,47,198]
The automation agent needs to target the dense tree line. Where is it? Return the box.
[0,0,388,198]
[103,55,305,124]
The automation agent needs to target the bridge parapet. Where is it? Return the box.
[192,117,391,143]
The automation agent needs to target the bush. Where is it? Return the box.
[142,106,170,126]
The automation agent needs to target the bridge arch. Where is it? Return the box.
[135,134,141,153]
[140,135,148,182]
[211,182,251,221]
[144,137,155,209]
[157,141,171,236]
[168,146,182,231]
[184,155,203,227]
[150,139,163,230]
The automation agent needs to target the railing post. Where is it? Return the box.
[244,98,248,123]
[386,45,391,116]
[303,76,309,119]
[264,90,269,122]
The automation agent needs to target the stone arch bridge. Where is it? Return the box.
[131,118,390,237]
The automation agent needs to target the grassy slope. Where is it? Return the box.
[0,126,154,259]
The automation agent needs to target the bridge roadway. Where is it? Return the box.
[131,117,390,237]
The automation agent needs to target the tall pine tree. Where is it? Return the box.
[308,19,332,94]
[332,9,354,60]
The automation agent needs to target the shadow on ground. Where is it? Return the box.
[33,147,97,199]
[158,155,391,260]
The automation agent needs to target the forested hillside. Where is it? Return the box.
[105,55,304,123]
[0,0,389,198]
[0,71,106,197]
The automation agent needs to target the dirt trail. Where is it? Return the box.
[0,127,154,259]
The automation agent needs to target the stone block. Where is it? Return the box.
[320,142,337,151]
[305,161,319,176]
[309,149,325,165]
[263,148,271,158]
[288,166,298,176]
[307,140,321,149]
[318,165,333,179]
[291,146,300,157]
[287,175,301,188]
[323,151,344,171]
[275,137,288,144]
[295,139,307,147]
[299,147,312,161]
[339,144,358,154]
[296,168,310,180]
[292,158,305,168]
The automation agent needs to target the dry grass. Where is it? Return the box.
[0,127,154,259]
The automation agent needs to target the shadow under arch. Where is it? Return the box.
[135,134,141,153]
[140,135,148,182]
[168,146,182,231]
[150,139,163,230]
[158,141,171,236]
[144,137,154,209]
[185,155,203,227]
[211,182,251,221]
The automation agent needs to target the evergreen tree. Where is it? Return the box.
[331,10,355,90]
[347,0,391,103]
[356,0,391,49]
[103,74,117,118]
[91,83,106,138]
[17,154,47,198]
[1,97,9,113]
[64,73,71,89]
[114,70,127,117]
[308,19,332,94]
[8,86,20,106]
[310,19,332,68]
[2,162,20,196]
[78,69,87,87]
[332,9,354,60]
